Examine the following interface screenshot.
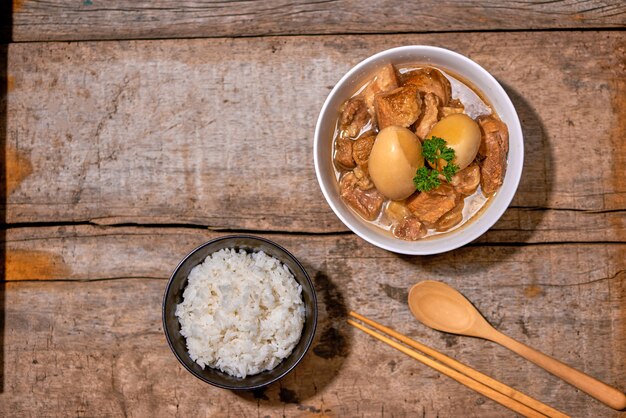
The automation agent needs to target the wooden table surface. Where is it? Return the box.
[1,1,625,417]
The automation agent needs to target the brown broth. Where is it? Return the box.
[333,64,501,240]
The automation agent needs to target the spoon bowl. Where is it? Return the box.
[408,280,491,338]
[408,280,626,410]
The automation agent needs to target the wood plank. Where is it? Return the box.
[4,225,625,282]
[1,228,624,416]
[483,208,625,243]
[4,31,626,236]
[7,1,626,42]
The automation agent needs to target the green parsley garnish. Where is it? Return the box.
[413,136,459,191]
[413,166,441,191]
[442,162,460,182]
[422,136,455,165]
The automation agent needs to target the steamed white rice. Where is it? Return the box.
[175,248,305,378]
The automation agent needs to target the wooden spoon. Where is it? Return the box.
[408,280,626,410]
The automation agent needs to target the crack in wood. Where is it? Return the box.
[5,270,624,290]
[5,27,626,45]
[532,269,626,288]
[2,276,167,283]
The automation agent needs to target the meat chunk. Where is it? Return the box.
[441,98,465,118]
[362,64,399,115]
[441,107,464,118]
[450,164,480,195]
[402,67,451,106]
[477,115,509,195]
[352,134,375,167]
[374,86,422,129]
[414,93,440,140]
[353,165,374,190]
[340,171,384,221]
[406,184,458,226]
[435,200,464,232]
[334,137,355,169]
[340,97,370,138]
[393,216,427,241]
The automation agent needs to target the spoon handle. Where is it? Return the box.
[490,330,626,410]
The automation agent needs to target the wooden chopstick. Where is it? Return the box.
[347,319,546,417]
[348,311,569,418]
[349,311,567,418]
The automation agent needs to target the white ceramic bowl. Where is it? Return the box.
[314,46,524,255]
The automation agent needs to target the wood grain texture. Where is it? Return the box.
[0,227,624,417]
[4,31,626,237]
[7,0,626,42]
[2,6,625,416]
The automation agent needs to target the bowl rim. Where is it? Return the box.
[314,45,524,255]
[162,234,318,390]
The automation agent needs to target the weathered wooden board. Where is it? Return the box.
[2,225,625,283]
[4,31,626,236]
[1,227,624,417]
[2,10,625,417]
[7,0,626,42]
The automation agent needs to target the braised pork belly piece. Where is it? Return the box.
[363,64,399,116]
[375,86,422,129]
[477,115,509,195]
[414,93,440,140]
[393,216,427,241]
[406,184,458,226]
[340,97,370,138]
[402,67,451,106]
[352,134,376,168]
[334,136,355,169]
[339,171,384,221]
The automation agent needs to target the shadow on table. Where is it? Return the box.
[234,263,351,409]
[400,81,553,275]
[0,0,11,394]
[500,80,554,231]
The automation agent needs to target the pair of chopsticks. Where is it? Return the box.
[348,311,569,418]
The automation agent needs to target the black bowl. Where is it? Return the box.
[162,235,317,390]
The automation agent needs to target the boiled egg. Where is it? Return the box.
[369,126,423,200]
[427,114,481,171]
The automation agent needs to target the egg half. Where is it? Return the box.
[427,113,481,171]
[369,126,423,200]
